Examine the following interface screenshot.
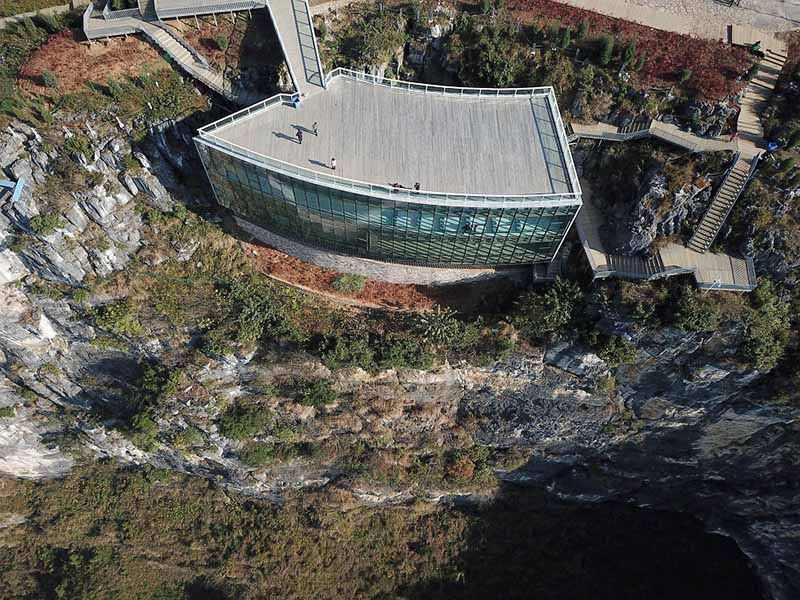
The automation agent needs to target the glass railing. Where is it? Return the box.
[323,67,553,98]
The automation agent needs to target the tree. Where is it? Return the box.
[741,281,790,371]
[558,26,572,50]
[41,70,57,88]
[680,68,693,83]
[213,34,228,50]
[576,19,589,40]
[598,35,614,66]
[622,40,636,67]
[513,277,583,340]
[674,287,721,332]
[786,128,800,149]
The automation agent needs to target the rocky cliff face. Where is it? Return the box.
[0,119,798,599]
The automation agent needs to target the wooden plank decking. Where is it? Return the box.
[209,76,576,196]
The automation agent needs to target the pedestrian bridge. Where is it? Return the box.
[82,0,325,100]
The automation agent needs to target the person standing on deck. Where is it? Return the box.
[296,129,303,144]
[312,122,318,136]
[331,157,337,171]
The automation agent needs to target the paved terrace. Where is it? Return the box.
[205,72,578,197]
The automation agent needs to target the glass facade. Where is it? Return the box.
[197,141,580,267]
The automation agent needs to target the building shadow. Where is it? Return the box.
[399,475,764,600]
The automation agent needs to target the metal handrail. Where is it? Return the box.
[149,20,210,67]
[82,1,93,34]
[156,0,263,18]
[323,67,553,97]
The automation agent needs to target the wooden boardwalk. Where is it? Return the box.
[210,75,577,196]
[575,177,756,291]
[82,0,323,103]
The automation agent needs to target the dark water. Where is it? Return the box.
[403,492,764,600]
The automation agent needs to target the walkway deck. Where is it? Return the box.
[207,75,576,196]
[265,0,325,96]
[575,176,756,291]
[83,0,324,102]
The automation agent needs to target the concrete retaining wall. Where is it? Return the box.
[234,216,528,286]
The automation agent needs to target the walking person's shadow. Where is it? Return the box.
[273,131,300,144]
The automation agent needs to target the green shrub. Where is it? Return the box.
[575,19,589,40]
[331,273,365,294]
[239,442,274,467]
[740,281,790,371]
[622,40,636,66]
[29,213,64,235]
[786,128,800,149]
[416,305,461,347]
[481,0,492,14]
[92,299,144,337]
[71,287,90,306]
[0,406,16,418]
[674,287,721,332]
[634,53,646,71]
[379,334,434,370]
[596,335,637,369]
[513,278,583,340]
[129,412,159,451]
[299,379,337,408]
[218,403,272,440]
[558,26,572,50]
[171,427,203,450]
[64,133,91,160]
[212,34,229,51]
[40,69,57,88]
[680,68,693,83]
[598,35,614,66]
[321,335,375,371]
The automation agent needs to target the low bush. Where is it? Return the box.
[238,442,274,467]
[513,278,583,341]
[29,213,64,235]
[92,299,144,337]
[299,379,337,408]
[331,273,365,295]
[740,281,791,371]
[212,34,229,51]
[40,69,57,88]
[673,287,721,332]
[218,402,272,440]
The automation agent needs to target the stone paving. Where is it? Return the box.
[555,0,798,43]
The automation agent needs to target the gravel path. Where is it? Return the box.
[623,0,800,32]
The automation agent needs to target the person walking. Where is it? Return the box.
[296,129,303,144]
[414,182,420,191]
[330,157,337,171]
[312,121,318,136]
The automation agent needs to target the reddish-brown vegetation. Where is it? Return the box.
[246,242,441,311]
[18,30,165,96]
[500,0,752,99]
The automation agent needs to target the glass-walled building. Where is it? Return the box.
[196,70,582,268]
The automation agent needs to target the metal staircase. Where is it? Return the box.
[688,154,753,253]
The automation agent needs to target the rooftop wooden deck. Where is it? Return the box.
[207,74,578,197]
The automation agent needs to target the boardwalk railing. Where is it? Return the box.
[324,67,552,97]
[82,1,93,33]
[156,0,265,19]
[103,5,139,19]
[149,19,210,67]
